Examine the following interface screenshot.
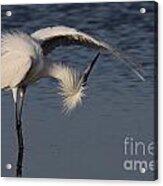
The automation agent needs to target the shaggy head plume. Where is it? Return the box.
[55,63,85,113]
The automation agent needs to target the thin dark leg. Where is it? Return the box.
[15,88,26,177]
[19,87,26,121]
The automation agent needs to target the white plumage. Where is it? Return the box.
[31,26,109,52]
[1,26,144,112]
[1,26,145,177]
[1,33,83,112]
[56,63,85,112]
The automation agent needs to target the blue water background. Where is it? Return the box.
[1,1,157,180]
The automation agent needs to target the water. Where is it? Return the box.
[1,2,157,180]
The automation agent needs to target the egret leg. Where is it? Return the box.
[19,86,26,121]
[14,87,26,177]
[15,102,24,150]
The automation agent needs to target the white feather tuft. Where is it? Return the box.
[55,63,85,113]
[2,32,41,58]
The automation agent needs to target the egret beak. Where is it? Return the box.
[80,52,100,86]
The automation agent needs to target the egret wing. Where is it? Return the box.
[31,26,112,55]
[31,26,144,81]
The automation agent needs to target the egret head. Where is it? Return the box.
[57,53,100,114]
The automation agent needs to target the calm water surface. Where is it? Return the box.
[1,2,157,180]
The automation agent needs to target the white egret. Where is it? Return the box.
[1,26,144,176]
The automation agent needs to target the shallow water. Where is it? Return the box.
[1,2,157,180]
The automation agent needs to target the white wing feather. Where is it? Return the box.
[31,26,144,80]
[31,26,112,55]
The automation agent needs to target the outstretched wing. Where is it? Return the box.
[31,26,112,55]
[31,26,145,81]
